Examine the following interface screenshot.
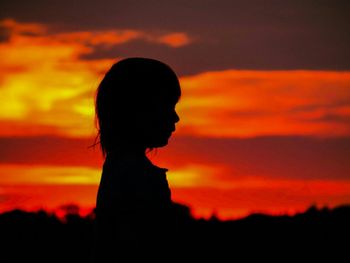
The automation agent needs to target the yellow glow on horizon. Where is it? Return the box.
[0,164,100,185]
[2,164,350,198]
[0,164,216,187]
[167,164,225,187]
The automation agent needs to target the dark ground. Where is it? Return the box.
[0,203,349,262]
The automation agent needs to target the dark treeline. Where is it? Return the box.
[0,203,349,262]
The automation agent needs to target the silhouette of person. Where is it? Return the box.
[91,57,181,262]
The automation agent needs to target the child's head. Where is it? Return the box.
[95,57,181,155]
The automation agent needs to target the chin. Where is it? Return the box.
[154,141,169,148]
[150,137,169,148]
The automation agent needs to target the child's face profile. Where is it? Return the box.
[141,93,180,148]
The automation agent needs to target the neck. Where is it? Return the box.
[109,144,147,157]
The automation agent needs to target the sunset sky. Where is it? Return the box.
[1,0,350,219]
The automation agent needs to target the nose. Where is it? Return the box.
[173,111,180,123]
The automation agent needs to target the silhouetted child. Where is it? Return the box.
[92,57,181,262]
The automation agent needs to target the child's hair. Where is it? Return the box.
[94,57,181,156]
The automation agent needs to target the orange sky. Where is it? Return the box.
[1,19,350,220]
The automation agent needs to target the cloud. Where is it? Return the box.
[157,135,350,181]
[53,30,193,48]
[2,1,350,75]
[0,136,102,167]
[0,18,46,35]
[0,19,193,137]
[0,19,193,48]
[1,19,350,140]
[153,32,192,47]
[54,30,143,47]
[177,70,350,137]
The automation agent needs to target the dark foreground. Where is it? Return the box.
[0,204,349,262]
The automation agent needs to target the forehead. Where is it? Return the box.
[145,73,181,99]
